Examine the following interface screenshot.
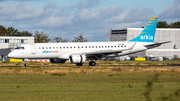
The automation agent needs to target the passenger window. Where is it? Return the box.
[46,47,48,49]
[70,47,72,49]
[99,46,101,48]
[49,47,51,49]
[67,47,68,49]
[63,47,65,49]
[108,46,110,48]
[42,47,44,49]
[82,46,83,48]
[96,46,97,48]
[125,45,126,47]
[56,47,58,49]
[102,46,103,48]
[89,46,91,48]
[60,47,61,49]
[74,46,76,48]
[111,46,113,48]
[53,47,55,49]
[85,46,87,48]
[92,46,94,48]
[39,47,41,49]
[105,46,107,48]
[114,46,116,48]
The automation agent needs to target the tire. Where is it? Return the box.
[76,63,82,66]
[91,61,96,66]
[89,61,96,66]
[24,63,28,67]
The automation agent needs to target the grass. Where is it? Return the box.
[0,60,180,74]
[0,73,179,101]
[0,60,180,101]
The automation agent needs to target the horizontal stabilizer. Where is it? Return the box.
[144,41,171,48]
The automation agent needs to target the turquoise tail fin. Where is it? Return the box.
[129,16,158,42]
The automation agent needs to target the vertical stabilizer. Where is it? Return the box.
[129,16,158,42]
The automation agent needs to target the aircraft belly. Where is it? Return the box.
[58,54,69,59]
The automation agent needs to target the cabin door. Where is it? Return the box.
[31,44,36,54]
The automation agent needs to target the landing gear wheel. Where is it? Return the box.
[76,63,83,66]
[89,61,96,66]
[24,63,28,67]
[24,59,28,67]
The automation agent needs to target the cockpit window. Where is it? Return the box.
[15,47,24,49]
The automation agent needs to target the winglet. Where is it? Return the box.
[129,16,158,42]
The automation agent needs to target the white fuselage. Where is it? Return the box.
[8,41,152,60]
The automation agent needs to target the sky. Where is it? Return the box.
[0,0,179,42]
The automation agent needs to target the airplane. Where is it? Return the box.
[8,16,170,66]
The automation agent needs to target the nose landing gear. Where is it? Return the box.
[24,59,28,67]
[24,62,28,66]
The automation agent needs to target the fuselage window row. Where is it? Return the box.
[39,45,126,50]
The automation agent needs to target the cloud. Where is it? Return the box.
[0,0,40,2]
[31,5,124,29]
[27,5,153,41]
[0,0,6,2]
[29,5,125,41]
[112,21,142,29]
[0,2,55,21]
[55,6,71,16]
[0,1,156,42]
[108,7,154,23]
[74,5,124,22]
[159,0,180,20]
[75,0,100,9]
[32,16,73,28]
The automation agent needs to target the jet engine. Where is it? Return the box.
[69,55,86,63]
[50,59,67,63]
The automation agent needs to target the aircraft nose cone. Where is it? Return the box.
[8,52,14,58]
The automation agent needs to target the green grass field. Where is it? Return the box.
[0,73,180,101]
[0,61,180,101]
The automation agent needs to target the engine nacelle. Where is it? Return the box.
[50,59,66,63]
[69,55,86,63]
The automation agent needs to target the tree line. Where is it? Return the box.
[141,21,180,28]
[157,21,180,28]
[0,25,87,43]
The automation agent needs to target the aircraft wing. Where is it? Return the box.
[144,41,171,48]
[85,49,123,60]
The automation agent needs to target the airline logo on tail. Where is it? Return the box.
[140,34,153,40]
[129,16,158,42]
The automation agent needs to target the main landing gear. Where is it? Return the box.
[89,61,96,66]
[76,61,96,66]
